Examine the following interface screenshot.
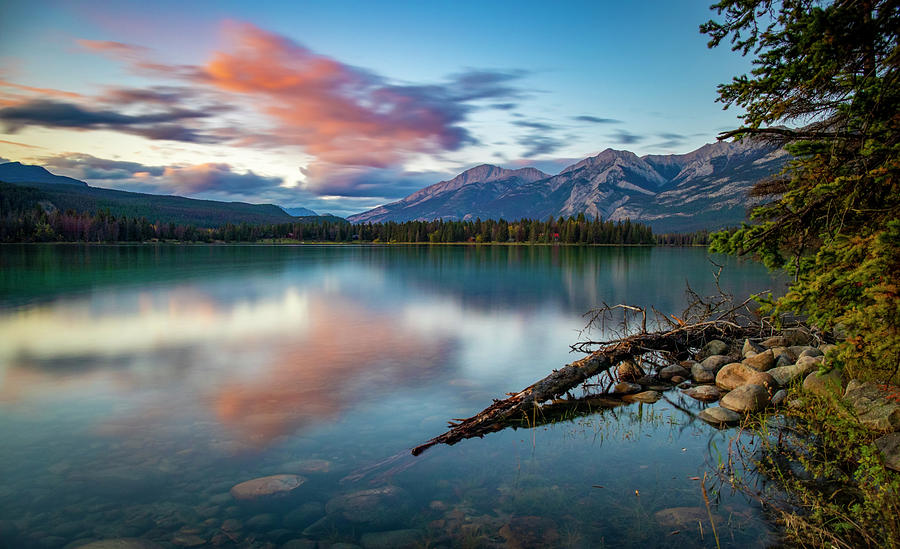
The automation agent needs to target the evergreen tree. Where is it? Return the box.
[704,0,899,381]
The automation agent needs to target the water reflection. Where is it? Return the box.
[0,244,785,548]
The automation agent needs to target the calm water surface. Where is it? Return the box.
[0,245,785,548]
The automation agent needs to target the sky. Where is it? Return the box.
[0,0,752,217]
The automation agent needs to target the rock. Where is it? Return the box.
[671,375,687,384]
[325,485,411,525]
[742,339,765,358]
[770,346,797,362]
[73,541,164,549]
[683,385,721,402]
[691,363,716,384]
[819,343,838,355]
[742,349,775,371]
[267,529,295,544]
[700,354,732,372]
[875,433,900,472]
[622,390,661,404]
[635,374,658,385]
[797,347,823,359]
[716,363,777,392]
[220,519,242,532]
[246,513,277,530]
[698,339,730,360]
[774,354,794,367]
[698,407,742,427]
[279,459,332,474]
[677,381,691,389]
[613,382,642,394]
[654,506,718,527]
[230,475,305,501]
[772,389,788,406]
[302,516,341,537]
[761,336,788,348]
[283,502,324,530]
[783,328,814,346]
[617,359,644,381]
[720,384,770,413]
[797,355,825,369]
[803,369,845,398]
[360,529,423,549]
[768,361,819,387]
[498,516,559,549]
[842,381,900,431]
[281,540,318,549]
[660,364,689,380]
[171,534,205,547]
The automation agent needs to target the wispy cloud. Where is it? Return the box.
[572,115,621,124]
[609,130,644,144]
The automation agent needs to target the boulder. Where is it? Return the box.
[720,384,770,413]
[659,364,689,380]
[768,361,819,387]
[797,347,823,359]
[671,375,687,384]
[700,354,732,372]
[774,354,794,367]
[770,346,797,362]
[797,355,825,369]
[683,385,721,402]
[783,328,814,346]
[716,363,776,392]
[819,343,838,355]
[229,475,305,502]
[617,359,644,381]
[622,390,661,404]
[698,406,742,427]
[742,349,775,371]
[875,433,900,472]
[742,339,765,358]
[842,381,900,431]
[803,369,845,398]
[613,382,642,394]
[691,363,716,384]
[771,389,788,406]
[283,502,325,530]
[697,339,729,360]
[761,336,788,348]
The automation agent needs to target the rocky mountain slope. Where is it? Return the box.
[348,139,789,232]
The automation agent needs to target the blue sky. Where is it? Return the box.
[0,0,751,217]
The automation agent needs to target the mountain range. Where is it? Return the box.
[0,162,333,228]
[348,139,789,232]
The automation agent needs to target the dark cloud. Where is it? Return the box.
[490,103,517,110]
[572,115,621,124]
[513,120,557,132]
[0,99,222,144]
[40,153,166,180]
[447,69,527,102]
[609,130,644,144]
[517,134,566,157]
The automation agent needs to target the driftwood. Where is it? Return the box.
[411,320,753,456]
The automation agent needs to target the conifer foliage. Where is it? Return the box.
[704,0,899,381]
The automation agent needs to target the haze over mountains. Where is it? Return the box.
[348,139,789,232]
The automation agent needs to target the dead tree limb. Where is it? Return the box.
[411,319,752,456]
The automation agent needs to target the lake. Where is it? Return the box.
[0,244,785,548]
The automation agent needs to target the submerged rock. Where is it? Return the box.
[720,384,770,414]
[716,363,776,392]
[74,540,164,549]
[229,474,305,501]
[325,485,411,525]
[698,406,742,427]
[613,381,642,394]
[360,529,423,549]
[498,516,559,549]
[654,506,718,527]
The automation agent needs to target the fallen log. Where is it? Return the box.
[411,320,750,456]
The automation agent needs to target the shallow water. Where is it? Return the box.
[0,244,784,548]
